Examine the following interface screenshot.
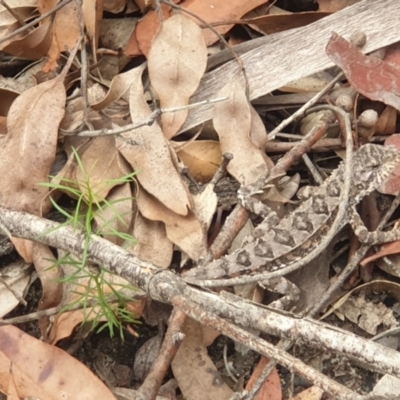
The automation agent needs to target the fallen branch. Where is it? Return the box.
[1,206,400,394]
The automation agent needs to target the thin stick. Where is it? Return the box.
[72,97,228,137]
[267,72,343,140]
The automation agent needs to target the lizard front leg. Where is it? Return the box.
[349,205,400,245]
[259,276,301,310]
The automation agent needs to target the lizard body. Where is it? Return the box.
[185,144,400,282]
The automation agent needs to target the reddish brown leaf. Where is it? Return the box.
[326,32,400,111]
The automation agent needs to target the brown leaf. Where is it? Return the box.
[131,212,174,269]
[246,356,282,400]
[326,32,400,111]
[137,187,207,261]
[93,182,135,245]
[171,318,233,400]
[213,80,269,185]
[43,1,81,72]
[375,106,397,135]
[118,63,193,216]
[32,244,63,340]
[148,14,207,139]
[0,76,66,261]
[128,0,271,56]
[176,140,221,183]
[0,325,116,399]
[91,66,142,110]
[74,136,131,201]
[82,0,103,54]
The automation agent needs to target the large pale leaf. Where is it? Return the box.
[117,63,193,216]
[0,76,66,261]
[0,325,116,399]
[213,80,269,185]
[148,14,207,139]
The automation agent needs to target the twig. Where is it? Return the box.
[2,207,400,389]
[137,308,187,400]
[0,0,26,26]
[75,0,93,130]
[267,72,343,140]
[0,0,73,46]
[72,97,228,137]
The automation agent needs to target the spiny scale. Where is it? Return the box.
[186,144,400,281]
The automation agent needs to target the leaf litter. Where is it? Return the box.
[1,1,400,399]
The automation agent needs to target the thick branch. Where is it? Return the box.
[1,206,400,382]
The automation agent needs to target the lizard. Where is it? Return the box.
[183,144,400,288]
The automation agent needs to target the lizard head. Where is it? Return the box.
[351,144,400,200]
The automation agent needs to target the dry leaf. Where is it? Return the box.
[213,80,269,185]
[74,136,131,201]
[0,325,116,399]
[326,32,400,111]
[32,244,63,340]
[171,318,233,400]
[132,212,173,269]
[148,14,207,139]
[0,18,53,60]
[246,356,282,400]
[0,75,66,261]
[176,140,221,183]
[128,0,270,56]
[91,62,143,110]
[43,1,81,72]
[117,62,193,216]
[0,261,31,318]
[136,187,207,261]
[93,182,135,245]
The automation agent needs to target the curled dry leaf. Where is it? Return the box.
[0,261,31,318]
[0,325,116,399]
[213,80,269,185]
[131,211,174,269]
[117,62,193,216]
[91,65,145,110]
[0,18,53,60]
[326,32,400,111]
[148,14,207,139]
